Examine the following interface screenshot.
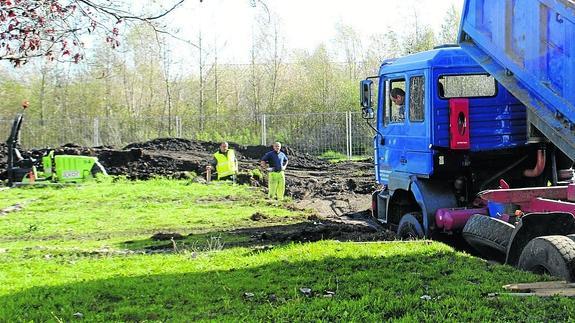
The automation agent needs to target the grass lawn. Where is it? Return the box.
[317,150,369,163]
[1,179,575,321]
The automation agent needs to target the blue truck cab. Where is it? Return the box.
[360,46,556,238]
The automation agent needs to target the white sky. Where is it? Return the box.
[169,0,464,64]
[0,0,464,77]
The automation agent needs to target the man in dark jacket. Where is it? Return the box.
[260,142,289,199]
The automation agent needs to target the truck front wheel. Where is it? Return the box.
[397,212,424,240]
[518,235,575,282]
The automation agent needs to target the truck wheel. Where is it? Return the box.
[518,235,575,282]
[462,214,514,258]
[397,213,424,240]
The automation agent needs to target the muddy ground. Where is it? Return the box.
[1,138,377,202]
[1,138,391,243]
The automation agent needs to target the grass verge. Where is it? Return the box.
[1,179,574,321]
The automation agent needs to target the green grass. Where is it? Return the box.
[318,150,369,163]
[0,178,297,240]
[1,179,575,321]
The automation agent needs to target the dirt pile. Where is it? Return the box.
[97,138,373,199]
[124,138,216,153]
[286,160,375,199]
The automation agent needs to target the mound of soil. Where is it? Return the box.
[100,138,374,200]
[124,138,217,153]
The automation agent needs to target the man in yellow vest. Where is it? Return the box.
[206,142,238,182]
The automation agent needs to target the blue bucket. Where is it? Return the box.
[488,201,506,218]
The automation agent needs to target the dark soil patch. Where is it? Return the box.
[0,143,8,181]
[150,232,184,241]
[237,220,395,243]
[235,209,395,244]
[144,243,174,251]
[250,212,268,221]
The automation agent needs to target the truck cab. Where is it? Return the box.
[362,46,543,238]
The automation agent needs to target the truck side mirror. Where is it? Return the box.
[360,79,373,108]
[360,80,375,119]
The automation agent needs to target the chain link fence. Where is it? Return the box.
[0,112,375,158]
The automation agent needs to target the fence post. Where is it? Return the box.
[93,117,100,147]
[261,114,267,146]
[346,111,352,160]
[349,111,354,159]
[175,116,181,138]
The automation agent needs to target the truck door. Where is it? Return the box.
[376,77,406,184]
[376,74,430,184]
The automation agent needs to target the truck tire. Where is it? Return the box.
[462,214,514,257]
[518,235,575,282]
[397,212,424,240]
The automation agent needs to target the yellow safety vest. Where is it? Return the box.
[214,149,238,179]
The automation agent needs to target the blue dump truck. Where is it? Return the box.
[360,0,575,280]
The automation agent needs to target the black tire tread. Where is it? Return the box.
[518,235,575,282]
[462,214,514,254]
[397,212,423,240]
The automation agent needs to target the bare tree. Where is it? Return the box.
[402,9,435,55]
[197,30,205,129]
[334,21,362,81]
[437,4,461,45]
[159,36,174,135]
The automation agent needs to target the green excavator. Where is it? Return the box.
[4,102,107,186]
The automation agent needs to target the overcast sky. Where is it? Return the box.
[169,0,464,64]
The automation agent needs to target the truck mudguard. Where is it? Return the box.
[505,212,575,266]
[387,172,458,237]
[410,178,458,237]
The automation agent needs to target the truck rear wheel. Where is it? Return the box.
[518,235,575,282]
[397,212,424,240]
[462,214,514,259]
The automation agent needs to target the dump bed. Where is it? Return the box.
[459,0,575,160]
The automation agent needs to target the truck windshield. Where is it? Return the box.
[438,74,496,99]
